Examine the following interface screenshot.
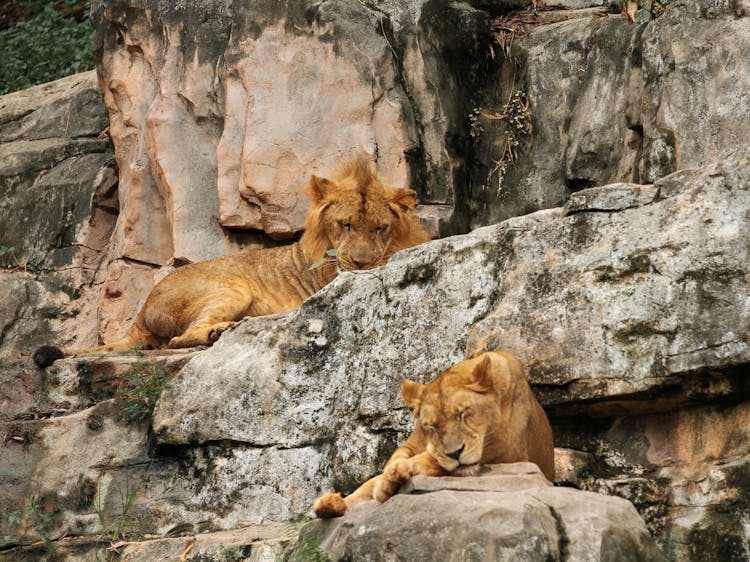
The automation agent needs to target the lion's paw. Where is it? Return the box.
[313,492,348,519]
[208,321,236,343]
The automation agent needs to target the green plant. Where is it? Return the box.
[0,245,42,272]
[0,246,15,268]
[7,509,22,527]
[651,0,671,18]
[486,89,532,193]
[0,1,94,95]
[281,516,329,562]
[468,107,484,143]
[309,248,342,271]
[7,493,54,545]
[218,544,244,562]
[94,474,138,542]
[117,360,170,422]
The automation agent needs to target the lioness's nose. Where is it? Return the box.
[446,445,465,460]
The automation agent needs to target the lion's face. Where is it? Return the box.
[317,187,397,270]
[402,356,500,476]
[301,159,430,271]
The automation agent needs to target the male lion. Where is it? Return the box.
[34,158,430,367]
[313,351,554,518]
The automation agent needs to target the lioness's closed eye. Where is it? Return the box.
[34,158,430,368]
[313,351,554,519]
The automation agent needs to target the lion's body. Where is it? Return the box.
[313,351,554,518]
[116,242,333,350]
[35,159,430,364]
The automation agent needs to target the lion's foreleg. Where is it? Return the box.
[313,475,382,519]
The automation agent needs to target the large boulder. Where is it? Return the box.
[87,0,493,337]
[315,464,665,561]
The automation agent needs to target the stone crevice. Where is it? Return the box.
[543,500,571,562]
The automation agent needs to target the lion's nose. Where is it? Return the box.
[446,445,465,460]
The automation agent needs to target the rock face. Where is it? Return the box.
[9,0,744,346]
[315,464,665,561]
[3,148,744,560]
[470,0,750,226]
[2,0,750,561]
[86,0,493,341]
[0,71,116,369]
[146,148,749,561]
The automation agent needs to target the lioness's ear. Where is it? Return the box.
[388,188,418,212]
[467,355,493,393]
[305,175,336,203]
[401,379,425,415]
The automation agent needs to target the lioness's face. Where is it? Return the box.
[402,356,500,475]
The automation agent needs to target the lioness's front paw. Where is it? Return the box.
[313,492,347,519]
[383,459,413,483]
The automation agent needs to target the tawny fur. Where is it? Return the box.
[36,159,430,365]
[313,351,554,518]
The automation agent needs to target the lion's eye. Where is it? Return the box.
[460,410,468,422]
[342,222,352,231]
[376,224,388,232]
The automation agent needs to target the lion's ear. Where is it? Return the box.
[388,188,418,212]
[305,175,336,203]
[401,379,425,415]
[467,355,493,393]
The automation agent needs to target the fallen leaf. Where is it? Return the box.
[180,541,196,561]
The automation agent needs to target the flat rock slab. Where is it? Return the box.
[401,462,551,494]
[316,479,665,562]
[0,523,286,562]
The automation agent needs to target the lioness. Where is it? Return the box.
[34,158,430,367]
[313,351,554,518]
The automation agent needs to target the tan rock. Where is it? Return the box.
[401,462,552,494]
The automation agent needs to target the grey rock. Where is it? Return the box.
[315,467,664,561]
[0,71,117,363]
[470,2,750,227]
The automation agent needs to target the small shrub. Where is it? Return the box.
[118,360,170,422]
[651,0,671,18]
[282,516,329,562]
[94,474,138,542]
[6,493,54,545]
[0,1,94,96]
[485,89,532,193]
[468,107,484,143]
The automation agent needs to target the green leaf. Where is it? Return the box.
[308,258,329,271]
